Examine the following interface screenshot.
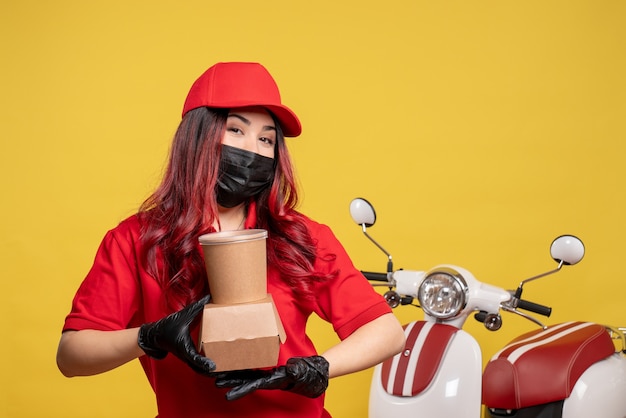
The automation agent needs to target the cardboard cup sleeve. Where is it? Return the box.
[198,229,268,304]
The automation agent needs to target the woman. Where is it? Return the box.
[57,62,406,418]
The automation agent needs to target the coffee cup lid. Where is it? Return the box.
[198,229,268,245]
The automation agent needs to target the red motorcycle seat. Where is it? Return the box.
[380,321,459,397]
[482,321,615,409]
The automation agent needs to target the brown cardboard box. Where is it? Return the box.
[199,294,287,372]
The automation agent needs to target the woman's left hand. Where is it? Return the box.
[214,356,329,401]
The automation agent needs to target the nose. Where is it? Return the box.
[238,135,261,154]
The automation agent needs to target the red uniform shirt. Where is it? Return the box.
[63,208,391,417]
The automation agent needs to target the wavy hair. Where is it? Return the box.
[138,107,331,310]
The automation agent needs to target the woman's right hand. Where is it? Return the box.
[57,294,214,377]
[138,294,215,374]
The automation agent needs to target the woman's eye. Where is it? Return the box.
[227,127,242,134]
[260,137,275,145]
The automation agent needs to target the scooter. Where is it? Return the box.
[349,197,626,418]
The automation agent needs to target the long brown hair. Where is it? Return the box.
[138,107,331,310]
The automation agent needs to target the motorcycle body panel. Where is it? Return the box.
[561,353,626,418]
[369,321,482,418]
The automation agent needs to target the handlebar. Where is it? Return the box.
[517,299,552,317]
[362,271,389,282]
[362,269,553,325]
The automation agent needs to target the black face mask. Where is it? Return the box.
[216,145,275,208]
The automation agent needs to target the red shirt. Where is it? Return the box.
[63,209,391,417]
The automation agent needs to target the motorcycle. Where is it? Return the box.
[348,197,626,418]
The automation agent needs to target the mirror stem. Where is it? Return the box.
[361,224,394,279]
[515,260,564,298]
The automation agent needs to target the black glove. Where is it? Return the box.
[138,294,215,374]
[214,356,329,401]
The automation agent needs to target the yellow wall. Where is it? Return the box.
[1,1,625,417]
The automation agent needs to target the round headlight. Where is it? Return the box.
[418,267,468,319]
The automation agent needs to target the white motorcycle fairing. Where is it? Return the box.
[561,352,626,418]
[369,320,482,418]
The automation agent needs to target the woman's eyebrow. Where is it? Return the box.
[228,113,251,125]
[228,113,277,132]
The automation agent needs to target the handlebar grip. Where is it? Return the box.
[361,271,389,282]
[517,299,552,317]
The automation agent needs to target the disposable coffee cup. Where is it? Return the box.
[198,229,268,305]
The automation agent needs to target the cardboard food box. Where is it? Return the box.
[199,294,287,372]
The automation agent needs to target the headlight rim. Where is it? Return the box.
[417,266,469,320]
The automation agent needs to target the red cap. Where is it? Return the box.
[182,62,302,137]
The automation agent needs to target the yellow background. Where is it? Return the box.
[1,1,625,417]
